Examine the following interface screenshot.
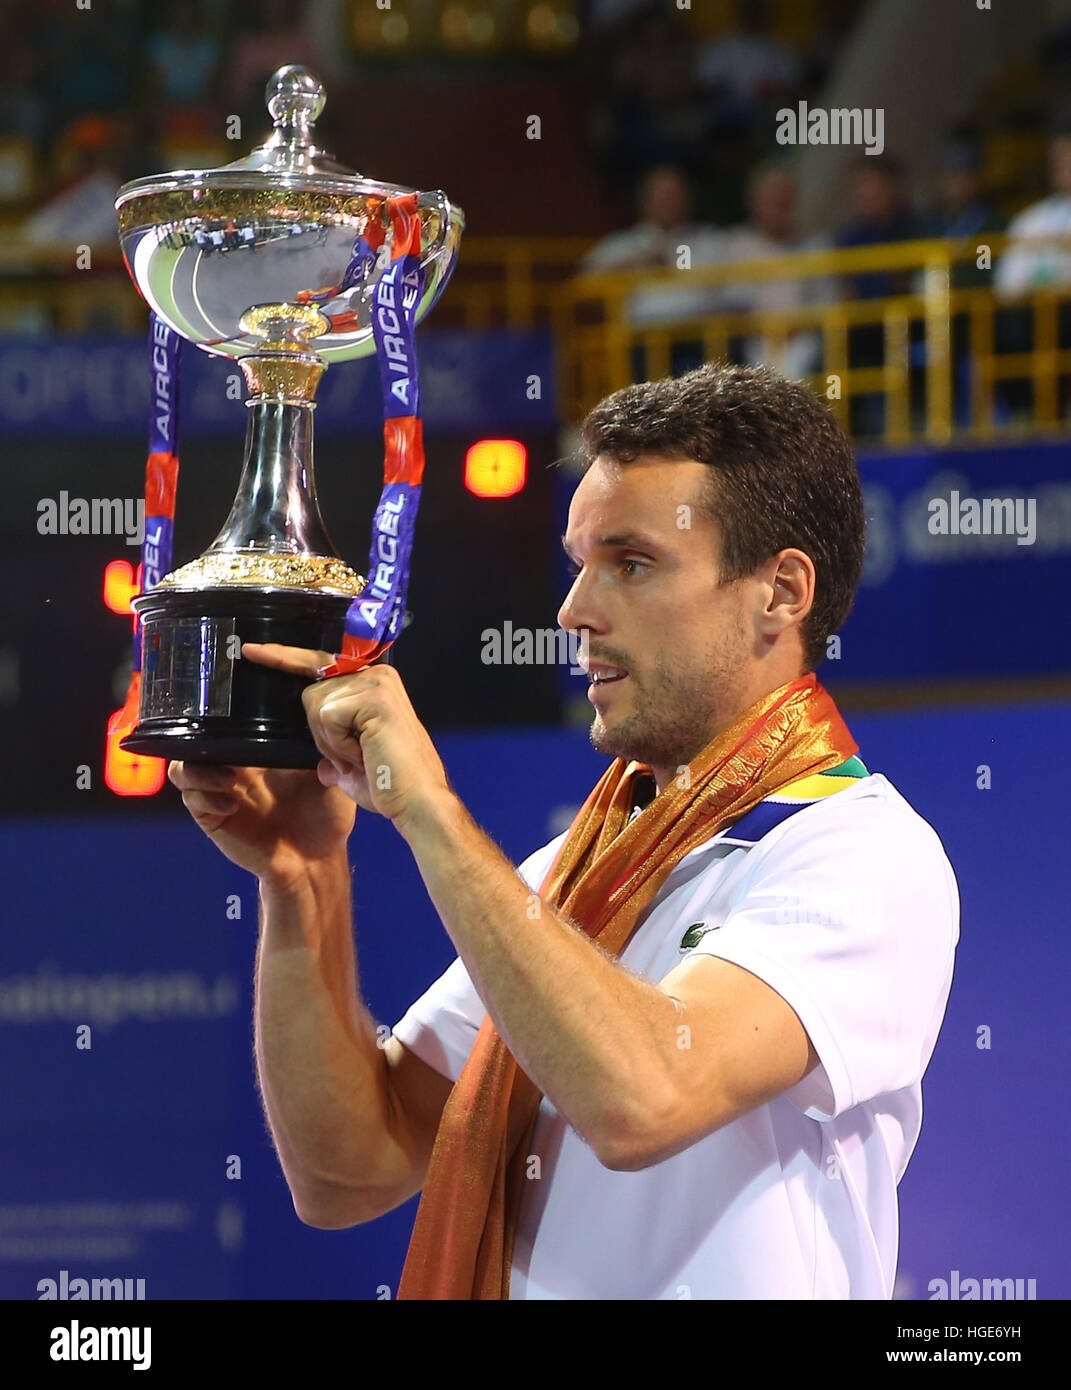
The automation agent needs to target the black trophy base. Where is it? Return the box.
[120,586,355,769]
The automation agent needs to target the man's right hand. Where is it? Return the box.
[168,761,357,892]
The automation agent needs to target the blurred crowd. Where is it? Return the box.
[580,0,862,226]
[577,133,1020,373]
[1,0,323,244]
[6,0,1071,389]
[575,0,1071,395]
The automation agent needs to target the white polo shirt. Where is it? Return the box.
[391,772,959,1300]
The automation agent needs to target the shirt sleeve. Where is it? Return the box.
[677,784,960,1121]
[993,204,1044,292]
[389,831,569,1083]
[580,229,646,272]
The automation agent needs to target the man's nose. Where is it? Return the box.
[558,573,603,637]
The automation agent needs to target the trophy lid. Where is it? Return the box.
[116,65,415,205]
[113,65,464,364]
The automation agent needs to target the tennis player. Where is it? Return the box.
[170,362,959,1300]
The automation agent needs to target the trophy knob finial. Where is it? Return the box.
[266,66,325,130]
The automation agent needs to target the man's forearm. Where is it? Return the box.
[254,848,398,1223]
[399,792,682,1163]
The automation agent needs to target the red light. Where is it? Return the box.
[103,558,163,796]
[103,558,142,614]
[104,708,165,796]
[464,439,527,497]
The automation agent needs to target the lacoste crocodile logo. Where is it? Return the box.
[680,921,719,950]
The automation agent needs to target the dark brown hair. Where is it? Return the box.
[576,361,865,673]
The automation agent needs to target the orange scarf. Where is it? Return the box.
[395,672,857,1299]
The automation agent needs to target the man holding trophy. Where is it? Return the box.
[171,376,958,1300]
[128,66,957,1301]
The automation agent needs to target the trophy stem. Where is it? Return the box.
[119,341,362,768]
[207,400,334,558]
[153,343,363,594]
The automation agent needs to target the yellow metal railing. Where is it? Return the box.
[6,228,1071,445]
[435,236,595,329]
[553,234,1071,445]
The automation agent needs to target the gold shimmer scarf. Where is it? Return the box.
[395,672,857,1300]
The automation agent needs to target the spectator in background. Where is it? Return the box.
[925,133,1007,427]
[579,164,723,326]
[21,115,128,247]
[832,154,931,437]
[833,153,931,299]
[715,161,831,378]
[930,135,1005,289]
[696,0,801,126]
[147,0,222,107]
[994,126,1071,294]
[591,6,708,199]
[34,0,141,149]
[934,137,1004,239]
[718,163,803,271]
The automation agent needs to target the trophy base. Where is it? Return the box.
[120,585,356,769]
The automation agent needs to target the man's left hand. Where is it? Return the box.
[242,643,452,833]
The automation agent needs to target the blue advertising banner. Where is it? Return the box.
[0,332,555,436]
[1,701,1067,1298]
[843,440,1071,680]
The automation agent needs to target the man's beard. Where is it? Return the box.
[589,659,733,772]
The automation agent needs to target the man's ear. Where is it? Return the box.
[766,550,815,633]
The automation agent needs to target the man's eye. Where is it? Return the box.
[565,559,646,579]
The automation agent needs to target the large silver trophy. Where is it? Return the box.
[114,66,463,767]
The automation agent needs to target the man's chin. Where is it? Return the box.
[590,714,643,764]
[589,715,618,757]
